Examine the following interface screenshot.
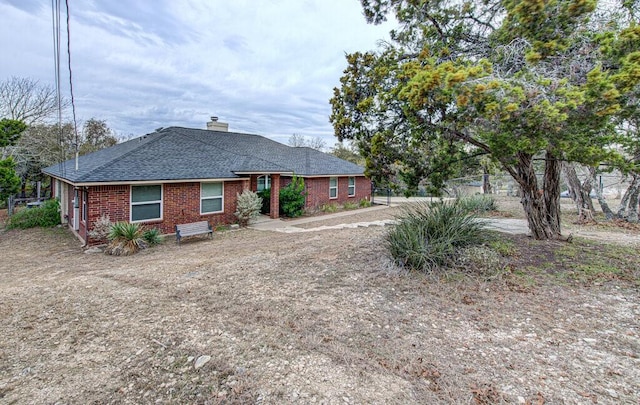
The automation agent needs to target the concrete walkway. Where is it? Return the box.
[248,203,532,235]
[248,204,393,233]
[248,203,640,246]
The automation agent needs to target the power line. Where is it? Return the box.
[65,0,80,171]
[51,0,64,177]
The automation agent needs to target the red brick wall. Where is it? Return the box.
[302,176,371,209]
[83,181,243,244]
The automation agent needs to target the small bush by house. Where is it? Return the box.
[105,222,161,256]
[235,190,262,226]
[280,175,306,218]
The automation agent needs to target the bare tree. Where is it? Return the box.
[0,77,61,125]
[288,133,326,151]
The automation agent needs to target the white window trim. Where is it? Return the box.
[329,177,338,199]
[257,175,271,192]
[200,182,224,215]
[130,184,163,223]
[348,177,356,197]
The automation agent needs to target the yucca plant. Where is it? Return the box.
[458,195,497,213]
[386,200,486,272]
[143,228,163,245]
[105,222,148,256]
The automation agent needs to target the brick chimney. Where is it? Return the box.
[206,116,229,132]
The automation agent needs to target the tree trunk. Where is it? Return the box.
[617,173,639,218]
[482,171,492,194]
[562,163,594,221]
[588,167,614,220]
[627,182,640,223]
[543,151,562,235]
[515,153,557,239]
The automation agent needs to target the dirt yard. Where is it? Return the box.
[1,200,639,404]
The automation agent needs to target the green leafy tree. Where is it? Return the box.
[79,118,118,155]
[0,118,26,148]
[0,118,25,203]
[0,157,20,202]
[331,0,640,239]
[330,142,365,166]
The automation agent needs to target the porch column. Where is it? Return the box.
[270,174,280,219]
[241,178,250,191]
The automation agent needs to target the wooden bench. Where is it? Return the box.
[175,221,213,244]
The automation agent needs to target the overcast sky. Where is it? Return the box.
[0,0,392,146]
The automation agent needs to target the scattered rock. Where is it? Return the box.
[84,247,103,254]
[194,355,211,370]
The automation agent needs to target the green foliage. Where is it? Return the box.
[331,0,640,238]
[0,157,21,202]
[0,118,26,147]
[234,190,262,226]
[385,200,486,272]
[458,195,497,213]
[321,203,339,213]
[359,198,372,208]
[342,201,359,210]
[105,222,147,256]
[79,118,118,155]
[279,175,307,218]
[6,199,60,229]
[142,228,163,245]
[330,142,365,165]
[257,188,271,214]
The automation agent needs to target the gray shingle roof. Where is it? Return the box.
[43,126,365,183]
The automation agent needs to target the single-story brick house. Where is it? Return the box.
[42,120,371,245]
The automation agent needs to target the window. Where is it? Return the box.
[348,177,355,197]
[329,177,338,199]
[82,190,87,222]
[201,182,224,214]
[257,175,271,192]
[131,185,162,222]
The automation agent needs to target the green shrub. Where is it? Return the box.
[342,201,358,210]
[6,199,60,229]
[359,198,372,208]
[386,200,486,272]
[234,190,262,226]
[321,203,339,213]
[279,175,307,217]
[257,188,271,214]
[143,228,163,245]
[105,222,147,256]
[458,195,496,213]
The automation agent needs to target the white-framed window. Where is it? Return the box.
[257,175,271,192]
[131,185,162,222]
[201,182,224,214]
[348,177,356,197]
[329,177,338,199]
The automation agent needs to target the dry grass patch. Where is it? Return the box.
[1,215,639,403]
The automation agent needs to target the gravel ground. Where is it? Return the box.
[0,200,639,404]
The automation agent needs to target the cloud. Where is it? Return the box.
[0,0,393,147]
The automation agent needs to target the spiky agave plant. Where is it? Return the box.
[105,222,148,256]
